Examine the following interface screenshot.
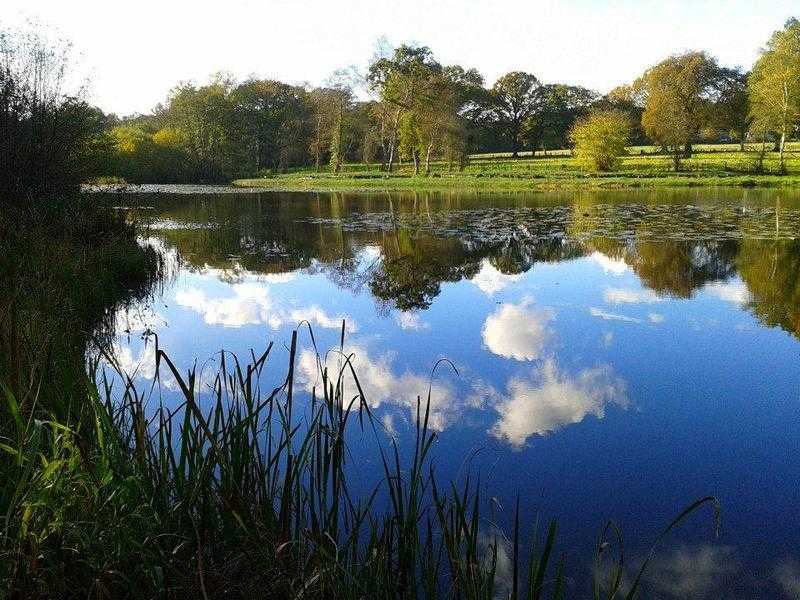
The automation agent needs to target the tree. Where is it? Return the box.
[398,111,421,174]
[489,71,541,157]
[749,18,800,173]
[110,124,155,181]
[0,24,108,198]
[414,66,484,174]
[368,45,481,175]
[166,81,241,181]
[524,84,597,154]
[309,69,359,174]
[368,45,442,172]
[636,52,726,170]
[598,84,647,145]
[326,86,352,174]
[570,109,631,171]
[229,79,310,173]
[714,68,750,150]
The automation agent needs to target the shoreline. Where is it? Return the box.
[232,172,800,193]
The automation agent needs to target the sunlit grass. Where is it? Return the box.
[234,144,800,192]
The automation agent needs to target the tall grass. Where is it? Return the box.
[0,325,719,599]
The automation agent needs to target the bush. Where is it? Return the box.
[569,109,631,172]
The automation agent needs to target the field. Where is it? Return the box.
[234,143,800,192]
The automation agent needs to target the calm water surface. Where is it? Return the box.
[108,188,800,598]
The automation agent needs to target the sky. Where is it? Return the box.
[3,0,797,116]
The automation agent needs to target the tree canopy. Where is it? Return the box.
[749,18,800,172]
[6,19,795,185]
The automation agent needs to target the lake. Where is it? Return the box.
[105,187,800,598]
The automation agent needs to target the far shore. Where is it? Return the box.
[232,172,800,193]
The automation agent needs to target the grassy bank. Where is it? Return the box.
[233,145,800,193]
[0,198,163,416]
[0,328,718,599]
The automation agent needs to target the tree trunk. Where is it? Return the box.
[387,137,396,172]
[424,143,433,175]
[779,127,787,174]
[672,148,681,172]
[683,142,693,159]
[757,138,767,174]
[387,109,401,173]
[509,121,519,158]
[412,149,420,175]
[314,115,323,172]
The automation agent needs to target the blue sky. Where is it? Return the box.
[4,0,796,115]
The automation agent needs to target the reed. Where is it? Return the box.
[0,325,719,599]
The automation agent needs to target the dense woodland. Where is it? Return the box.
[94,18,800,182]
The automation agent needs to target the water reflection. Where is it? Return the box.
[482,300,553,361]
[642,544,740,599]
[106,188,800,597]
[485,359,628,447]
[298,342,456,432]
[129,190,800,341]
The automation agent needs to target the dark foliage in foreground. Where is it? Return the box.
[0,27,111,201]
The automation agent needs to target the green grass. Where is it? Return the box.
[234,144,800,193]
[1,324,720,599]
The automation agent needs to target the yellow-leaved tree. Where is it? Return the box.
[570,109,631,172]
[749,18,800,174]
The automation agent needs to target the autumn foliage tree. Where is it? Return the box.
[636,52,726,170]
[749,18,800,173]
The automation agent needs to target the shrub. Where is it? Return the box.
[569,109,631,172]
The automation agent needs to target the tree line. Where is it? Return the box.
[100,18,799,181]
[3,18,800,192]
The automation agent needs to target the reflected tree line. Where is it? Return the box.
[132,192,800,340]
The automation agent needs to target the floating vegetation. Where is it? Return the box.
[302,202,800,243]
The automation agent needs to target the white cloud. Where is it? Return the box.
[395,311,429,330]
[261,272,298,284]
[590,252,629,275]
[773,558,800,599]
[174,283,354,331]
[175,284,270,327]
[290,305,351,330]
[482,301,554,361]
[7,0,792,118]
[490,360,627,448]
[644,545,738,599]
[111,342,157,381]
[105,342,220,394]
[604,287,663,304]
[297,343,455,431]
[703,281,751,306]
[190,263,299,285]
[359,245,383,264]
[381,413,398,438]
[589,307,642,323]
[470,259,523,296]
[648,312,665,324]
[479,526,514,598]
